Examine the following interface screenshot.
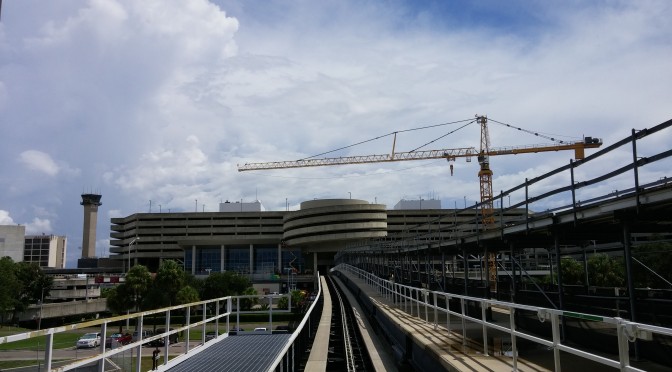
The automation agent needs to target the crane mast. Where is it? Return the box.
[477,115,495,225]
[238,116,602,293]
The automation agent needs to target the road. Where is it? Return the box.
[0,340,206,361]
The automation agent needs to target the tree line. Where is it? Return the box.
[105,260,257,316]
[547,242,672,289]
[0,257,53,326]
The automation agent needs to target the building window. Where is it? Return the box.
[226,246,250,274]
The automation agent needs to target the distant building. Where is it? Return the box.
[109,198,518,280]
[0,224,26,262]
[393,198,442,210]
[219,200,265,212]
[24,234,67,268]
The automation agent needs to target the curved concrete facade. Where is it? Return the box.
[283,199,387,250]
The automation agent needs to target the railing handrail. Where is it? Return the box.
[335,263,672,372]
[267,271,323,371]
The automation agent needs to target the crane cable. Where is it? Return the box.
[488,118,578,144]
[408,119,476,153]
[300,118,474,161]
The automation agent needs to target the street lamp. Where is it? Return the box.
[127,237,139,273]
[38,287,45,330]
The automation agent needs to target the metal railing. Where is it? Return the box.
[0,292,296,372]
[335,263,672,372]
[268,272,323,371]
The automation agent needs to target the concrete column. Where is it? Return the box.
[277,243,282,274]
[191,245,196,275]
[220,245,225,272]
[249,244,254,274]
[313,252,318,273]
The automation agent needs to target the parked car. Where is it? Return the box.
[77,333,101,348]
[253,327,267,332]
[147,328,178,346]
[105,333,132,348]
[132,330,153,343]
[229,327,244,335]
[205,331,217,341]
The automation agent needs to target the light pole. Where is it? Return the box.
[127,237,139,273]
[38,287,45,330]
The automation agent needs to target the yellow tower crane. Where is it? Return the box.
[238,116,602,289]
[238,115,601,221]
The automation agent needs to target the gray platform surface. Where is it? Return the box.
[168,334,292,372]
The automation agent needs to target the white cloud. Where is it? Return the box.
[19,150,60,176]
[0,210,16,225]
[24,217,52,234]
[0,1,670,259]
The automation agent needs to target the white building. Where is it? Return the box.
[219,200,265,212]
[24,234,67,268]
[393,198,442,210]
[0,224,26,262]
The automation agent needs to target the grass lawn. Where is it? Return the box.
[0,330,85,351]
[0,359,68,369]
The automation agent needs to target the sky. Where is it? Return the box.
[0,0,670,268]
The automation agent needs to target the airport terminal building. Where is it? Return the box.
[109,198,518,280]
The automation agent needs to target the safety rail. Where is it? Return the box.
[0,293,295,372]
[268,272,323,371]
[335,263,672,372]
[337,118,672,254]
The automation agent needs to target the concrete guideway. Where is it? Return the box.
[330,275,400,372]
[304,276,332,371]
[336,268,549,371]
[305,275,397,372]
[334,265,672,371]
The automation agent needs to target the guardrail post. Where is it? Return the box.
[405,286,409,314]
[416,289,421,318]
[617,320,631,370]
[445,294,451,335]
[509,307,518,370]
[163,310,170,366]
[424,290,429,322]
[135,315,144,372]
[481,301,489,356]
[44,332,54,372]
[216,299,221,335]
[551,312,561,371]
[433,292,438,330]
[186,305,191,353]
[98,322,107,372]
[461,298,467,346]
[202,303,207,344]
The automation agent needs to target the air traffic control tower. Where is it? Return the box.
[80,193,102,259]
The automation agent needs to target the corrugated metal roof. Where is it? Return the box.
[168,334,292,372]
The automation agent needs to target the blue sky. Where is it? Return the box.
[0,0,670,267]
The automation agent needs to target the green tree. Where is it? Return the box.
[560,256,585,285]
[176,286,200,305]
[125,265,152,311]
[106,284,138,315]
[540,256,584,286]
[105,286,134,333]
[13,262,52,322]
[632,242,672,288]
[588,253,625,287]
[201,272,252,300]
[152,260,186,307]
[0,257,20,326]
[239,287,258,311]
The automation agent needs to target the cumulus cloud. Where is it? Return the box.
[19,150,60,176]
[0,210,16,225]
[24,217,53,234]
[1,1,670,267]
